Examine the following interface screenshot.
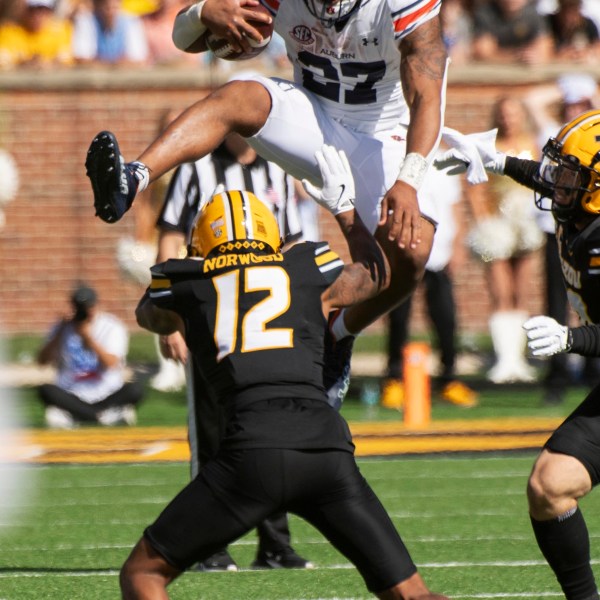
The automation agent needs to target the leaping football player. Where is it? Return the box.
[85,0,449,408]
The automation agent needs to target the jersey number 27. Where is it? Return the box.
[298,51,386,105]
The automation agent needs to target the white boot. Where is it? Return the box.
[149,335,186,392]
[45,406,76,429]
[509,310,537,382]
[488,311,536,384]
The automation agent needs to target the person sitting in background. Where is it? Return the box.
[0,0,73,70]
[546,0,600,63]
[472,0,553,65]
[381,149,478,410]
[72,0,148,66]
[465,95,543,384]
[37,283,143,429]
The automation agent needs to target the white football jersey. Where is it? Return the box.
[267,0,442,134]
[158,150,303,243]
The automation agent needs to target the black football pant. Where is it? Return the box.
[38,382,143,422]
[187,357,293,555]
[145,448,416,591]
[387,268,456,383]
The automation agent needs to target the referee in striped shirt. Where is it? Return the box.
[155,133,313,572]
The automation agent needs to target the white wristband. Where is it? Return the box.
[397,153,428,190]
[172,0,208,51]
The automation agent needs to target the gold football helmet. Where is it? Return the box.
[535,109,600,222]
[189,190,282,258]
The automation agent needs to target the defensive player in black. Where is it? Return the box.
[123,147,449,600]
[155,132,310,572]
[438,109,600,600]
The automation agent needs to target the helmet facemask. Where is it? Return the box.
[534,135,600,224]
[303,0,362,28]
[534,138,587,223]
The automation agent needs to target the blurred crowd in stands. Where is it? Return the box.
[0,0,599,71]
[0,0,289,70]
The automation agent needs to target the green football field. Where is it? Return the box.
[2,453,600,599]
[3,333,600,598]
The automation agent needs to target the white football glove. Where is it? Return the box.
[434,149,507,176]
[434,127,506,184]
[302,145,355,215]
[523,315,571,357]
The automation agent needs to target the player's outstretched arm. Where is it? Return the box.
[434,131,551,196]
[381,15,448,249]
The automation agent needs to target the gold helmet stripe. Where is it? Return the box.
[221,191,236,243]
[241,190,255,241]
[225,190,248,242]
[557,110,600,142]
[227,190,257,241]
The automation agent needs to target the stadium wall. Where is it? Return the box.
[0,65,594,336]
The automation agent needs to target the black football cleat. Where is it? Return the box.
[323,311,354,411]
[85,131,140,223]
[193,549,238,572]
[251,548,314,570]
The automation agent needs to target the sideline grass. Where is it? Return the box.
[5,330,591,428]
[11,379,591,430]
[2,455,600,599]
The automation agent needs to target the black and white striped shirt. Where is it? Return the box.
[157,142,303,243]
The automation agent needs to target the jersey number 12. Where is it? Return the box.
[212,266,293,361]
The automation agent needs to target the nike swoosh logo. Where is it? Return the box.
[337,185,345,201]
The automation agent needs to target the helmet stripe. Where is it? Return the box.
[229,190,248,241]
[557,111,600,142]
[222,191,235,243]
[240,190,254,241]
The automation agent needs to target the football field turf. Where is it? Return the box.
[2,452,600,599]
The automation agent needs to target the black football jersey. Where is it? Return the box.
[557,220,600,325]
[149,242,344,409]
[504,155,600,326]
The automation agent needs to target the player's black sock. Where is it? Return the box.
[531,508,599,600]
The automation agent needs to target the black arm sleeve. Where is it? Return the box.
[504,156,552,197]
[569,325,600,356]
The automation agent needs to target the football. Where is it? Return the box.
[204,4,274,61]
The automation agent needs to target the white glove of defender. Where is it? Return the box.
[302,145,355,215]
[434,127,506,184]
[523,315,571,357]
